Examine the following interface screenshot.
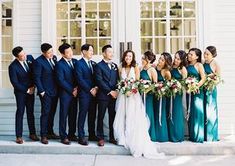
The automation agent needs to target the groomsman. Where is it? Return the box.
[34,43,59,144]
[95,45,119,146]
[56,43,78,145]
[8,46,39,144]
[75,44,98,145]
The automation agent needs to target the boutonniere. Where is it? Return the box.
[27,60,32,64]
[111,63,117,70]
[91,61,96,66]
[52,56,57,62]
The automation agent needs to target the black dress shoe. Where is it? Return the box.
[61,138,71,145]
[78,138,88,146]
[88,135,99,141]
[109,139,117,145]
[68,135,79,142]
[41,137,48,144]
[47,133,60,139]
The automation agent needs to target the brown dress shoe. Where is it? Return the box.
[29,134,40,141]
[61,138,71,145]
[41,137,48,144]
[109,139,117,145]
[16,137,24,144]
[98,139,105,147]
[47,133,60,139]
[78,138,88,146]
[68,135,79,142]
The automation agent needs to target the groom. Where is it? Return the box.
[95,45,119,146]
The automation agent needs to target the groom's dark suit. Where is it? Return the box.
[95,60,119,140]
[75,58,97,139]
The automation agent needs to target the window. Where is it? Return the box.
[0,0,13,88]
[140,0,197,54]
[56,0,112,56]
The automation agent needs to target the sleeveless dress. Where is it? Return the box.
[154,69,168,142]
[167,68,185,142]
[113,67,164,159]
[203,63,219,141]
[186,65,204,143]
[140,69,157,142]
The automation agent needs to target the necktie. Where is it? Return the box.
[68,60,74,69]
[88,60,93,73]
[23,61,29,72]
[49,59,54,69]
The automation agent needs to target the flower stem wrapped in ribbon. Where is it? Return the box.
[184,76,199,94]
[203,74,224,93]
[117,78,139,97]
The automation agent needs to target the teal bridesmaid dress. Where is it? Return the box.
[186,65,204,143]
[154,69,168,142]
[140,69,157,141]
[167,68,185,142]
[203,63,219,141]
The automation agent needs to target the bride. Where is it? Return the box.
[113,50,164,159]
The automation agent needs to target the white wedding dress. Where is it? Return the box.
[113,67,164,159]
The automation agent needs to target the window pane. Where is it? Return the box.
[86,39,98,55]
[85,2,97,19]
[184,19,196,36]
[57,3,68,19]
[140,2,152,18]
[70,3,82,20]
[184,1,195,18]
[154,2,166,18]
[2,37,12,53]
[171,38,183,54]
[184,37,196,51]
[99,39,111,55]
[155,20,166,36]
[57,21,68,37]
[70,39,81,55]
[1,71,11,88]
[170,19,182,36]
[141,20,153,36]
[170,1,182,18]
[155,38,166,54]
[70,21,81,37]
[141,38,152,54]
[99,2,111,19]
[99,20,111,37]
[86,21,97,37]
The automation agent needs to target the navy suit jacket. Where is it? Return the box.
[95,60,119,100]
[8,55,35,94]
[75,58,97,98]
[55,58,77,97]
[33,55,58,97]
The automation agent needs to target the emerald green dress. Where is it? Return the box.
[167,68,185,142]
[186,65,204,143]
[154,69,168,142]
[203,63,219,141]
[140,69,157,141]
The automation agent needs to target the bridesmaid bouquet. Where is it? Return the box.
[184,76,199,94]
[166,79,183,97]
[117,78,139,97]
[204,74,223,92]
[152,81,169,99]
[138,79,153,94]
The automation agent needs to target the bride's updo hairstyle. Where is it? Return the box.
[121,50,137,68]
[143,51,156,64]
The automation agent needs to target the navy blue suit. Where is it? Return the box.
[95,60,119,140]
[33,55,58,137]
[55,58,78,140]
[75,58,97,138]
[8,55,36,137]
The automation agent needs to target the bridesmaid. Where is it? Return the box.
[154,52,172,142]
[203,46,220,142]
[168,50,188,142]
[140,51,158,142]
[187,48,206,143]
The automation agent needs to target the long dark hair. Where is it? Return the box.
[175,50,187,69]
[143,50,156,64]
[121,50,137,68]
[188,48,202,63]
[161,52,172,70]
[206,46,217,57]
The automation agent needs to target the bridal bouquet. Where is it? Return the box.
[204,74,223,92]
[184,76,199,94]
[152,81,168,99]
[117,78,139,96]
[138,79,153,94]
[165,79,183,97]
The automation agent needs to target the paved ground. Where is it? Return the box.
[0,154,235,166]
